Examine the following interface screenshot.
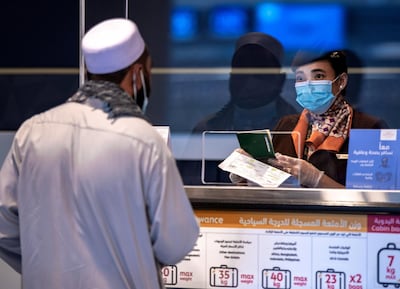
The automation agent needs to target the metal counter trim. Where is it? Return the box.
[185,185,400,213]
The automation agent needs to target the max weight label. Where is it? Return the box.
[316,268,345,289]
[210,265,238,287]
[377,243,400,287]
[162,265,178,286]
[262,267,291,289]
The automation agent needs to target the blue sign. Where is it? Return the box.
[346,129,399,189]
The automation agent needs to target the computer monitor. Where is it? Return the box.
[208,5,249,39]
[255,3,346,51]
[171,6,198,41]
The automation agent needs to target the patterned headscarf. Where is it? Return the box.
[292,95,353,159]
[68,80,149,121]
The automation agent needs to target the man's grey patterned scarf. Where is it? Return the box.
[68,80,148,121]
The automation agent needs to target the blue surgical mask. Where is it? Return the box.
[295,76,340,114]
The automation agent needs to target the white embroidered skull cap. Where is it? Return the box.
[82,18,145,74]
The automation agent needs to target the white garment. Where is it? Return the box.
[0,101,199,289]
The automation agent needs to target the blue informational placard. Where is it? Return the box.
[346,129,399,189]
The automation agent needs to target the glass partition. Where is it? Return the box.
[1,0,399,186]
[152,0,400,184]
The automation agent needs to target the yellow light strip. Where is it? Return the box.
[0,68,79,75]
[0,67,399,75]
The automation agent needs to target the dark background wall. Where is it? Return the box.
[0,1,170,68]
[1,1,400,130]
[1,2,79,68]
[0,0,169,129]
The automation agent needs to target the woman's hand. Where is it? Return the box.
[235,148,251,157]
[268,153,324,188]
[229,148,252,185]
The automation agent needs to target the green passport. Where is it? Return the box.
[236,130,275,161]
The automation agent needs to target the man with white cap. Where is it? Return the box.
[0,18,199,289]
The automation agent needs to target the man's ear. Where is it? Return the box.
[120,65,136,96]
[132,63,143,89]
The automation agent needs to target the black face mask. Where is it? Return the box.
[229,45,284,109]
[229,74,284,109]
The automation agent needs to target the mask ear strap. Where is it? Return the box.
[132,72,137,100]
[139,70,149,112]
[140,70,147,100]
[335,73,346,88]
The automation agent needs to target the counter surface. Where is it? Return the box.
[185,185,400,213]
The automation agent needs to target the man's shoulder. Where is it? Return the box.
[192,104,234,132]
[277,113,300,121]
[27,102,159,142]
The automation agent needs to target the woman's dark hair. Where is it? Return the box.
[292,50,348,77]
[319,51,347,76]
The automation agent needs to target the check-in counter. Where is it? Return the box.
[185,185,400,213]
[162,186,400,289]
[1,183,399,289]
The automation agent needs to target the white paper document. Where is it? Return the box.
[218,150,291,187]
[153,126,171,148]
